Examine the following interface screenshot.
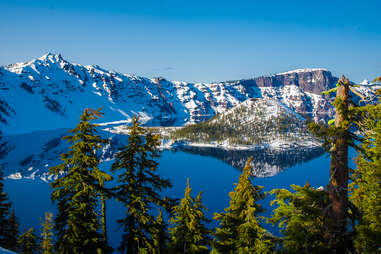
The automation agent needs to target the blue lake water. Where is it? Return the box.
[3,147,343,250]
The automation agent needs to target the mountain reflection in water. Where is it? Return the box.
[0,129,324,180]
[175,145,325,177]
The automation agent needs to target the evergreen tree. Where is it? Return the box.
[18,227,39,254]
[349,83,381,253]
[308,75,364,251]
[40,212,54,254]
[152,209,169,254]
[111,115,174,254]
[0,168,19,251]
[268,183,331,253]
[0,168,12,248]
[49,108,111,253]
[212,157,273,254]
[6,210,19,251]
[169,178,211,254]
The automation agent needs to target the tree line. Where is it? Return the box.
[0,75,380,253]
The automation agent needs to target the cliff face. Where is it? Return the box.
[228,68,337,94]
[251,69,338,94]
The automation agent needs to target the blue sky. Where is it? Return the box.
[0,0,380,83]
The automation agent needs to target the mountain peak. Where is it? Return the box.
[38,52,64,63]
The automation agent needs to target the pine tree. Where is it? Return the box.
[212,157,273,254]
[18,227,39,254]
[169,178,211,254]
[40,212,54,254]
[349,83,381,253]
[152,209,169,254]
[49,108,112,253]
[6,210,19,251]
[308,75,364,250]
[268,183,330,253]
[0,168,19,251]
[111,115,174,254]
[0,168,12,248]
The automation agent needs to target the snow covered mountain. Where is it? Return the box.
[0,53,375,135]
[168,98,318,149]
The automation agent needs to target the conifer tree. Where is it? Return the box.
[212,157,273,254]
[349,81,381,253]
[152,209,169,254]
[18,227,39,254]
[169,178,211,254]
[40,212,54,254]
[111,115,174,254]
[0,168,12,248]
[268,183,330,253]
[308,75,364,250]
[0,168,19,251]
[49,108,111,253]
[6,210,19,251]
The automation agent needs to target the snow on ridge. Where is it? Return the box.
[275,68,328,76]
[38,52,63,62]
[4,52,375,135]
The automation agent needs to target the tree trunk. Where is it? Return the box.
[325,75,349,250]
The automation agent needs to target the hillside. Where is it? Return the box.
[169,98,317,148]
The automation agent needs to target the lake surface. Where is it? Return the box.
[3,148,337,249]
[1,128,357,250]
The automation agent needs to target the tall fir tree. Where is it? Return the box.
[18,227,39,254]
[169,178,211,254]
[268,183,330,253]
[49,108,112,254]
[212,157,273,254]
[40,212,54,254]
[111,115,174,254]
[349,81,381,253]
[0,167,19,251]
[151,209,169,254]
[6,210,19,252]
[0,167,12,247]
[308,75,365,251]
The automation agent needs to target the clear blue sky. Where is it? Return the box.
[1,0,380,83]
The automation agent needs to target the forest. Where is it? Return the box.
[0,75,380,253]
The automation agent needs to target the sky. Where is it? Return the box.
[0,0,380,83]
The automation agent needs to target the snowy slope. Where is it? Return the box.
[169,98,317,149]
[0,53,376,135]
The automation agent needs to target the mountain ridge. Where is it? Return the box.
[0,53,373,135]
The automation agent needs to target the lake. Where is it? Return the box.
[0,130,355,250]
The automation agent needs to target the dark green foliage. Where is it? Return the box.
[40,212,54,254]
[0,168,19,251]
[349,86,381,253]
[49,108,111,254]
[212,157,273,254]
[152,210,169,254]
[6,210,19,251]
[169,179,211,254]
[18,227,39,254]
[111,115,174,254]
[268,183,330,253]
